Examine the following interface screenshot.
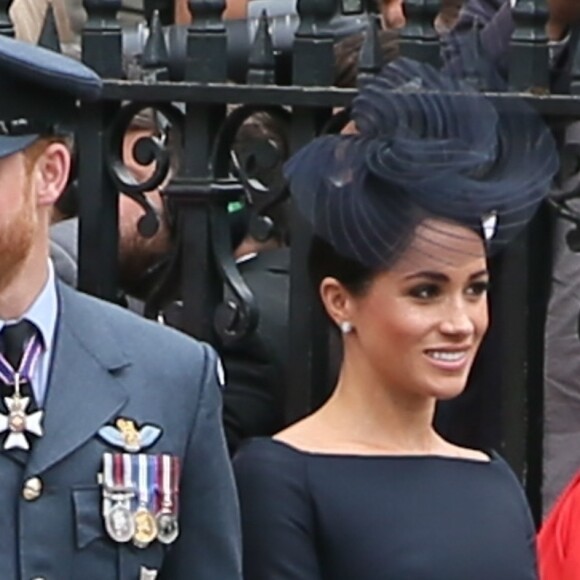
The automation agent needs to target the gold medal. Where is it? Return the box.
[133,506,158,549]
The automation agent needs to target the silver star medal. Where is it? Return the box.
[0,373,43,450]
[139,567,158,580]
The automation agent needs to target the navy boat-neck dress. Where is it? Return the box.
[233,438,538,580]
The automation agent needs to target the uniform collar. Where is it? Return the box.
[0,260,59,350]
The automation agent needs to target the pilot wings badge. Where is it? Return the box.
[98,418,162,453]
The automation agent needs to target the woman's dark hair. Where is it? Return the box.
[307,234,379,298]
[306,171,439,299]
[306,200,461,300]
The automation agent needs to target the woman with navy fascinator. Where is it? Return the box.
[233,57,559,580]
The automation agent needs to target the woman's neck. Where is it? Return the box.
[317,355,442,455]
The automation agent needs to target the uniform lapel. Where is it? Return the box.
[26,284,131,476]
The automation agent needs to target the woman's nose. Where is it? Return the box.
[439,304,475,337]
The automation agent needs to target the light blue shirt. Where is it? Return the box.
[0,261,58,406]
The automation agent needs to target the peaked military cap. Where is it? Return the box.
[0,34,102,159]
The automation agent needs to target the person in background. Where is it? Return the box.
[49,107,172,295]
[377,0,464,33]
[10,0,51,42]
[160,111,292,454]
[333,27,399,88]
[441,0,580,82]
[175,0,249,24]
[219,112,291,454]
[538,471,580,579]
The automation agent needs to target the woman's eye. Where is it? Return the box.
[409,284,440,299]
[466,281,490,296]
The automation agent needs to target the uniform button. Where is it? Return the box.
[22,477,43,501]
[31,577,45,580]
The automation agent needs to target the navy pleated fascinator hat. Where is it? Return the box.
[284,58,559,268]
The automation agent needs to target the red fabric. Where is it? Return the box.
[538,471,580,580]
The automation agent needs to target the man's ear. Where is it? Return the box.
[34,142,71,207]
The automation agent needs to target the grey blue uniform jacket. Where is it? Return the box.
[0,283,242,580]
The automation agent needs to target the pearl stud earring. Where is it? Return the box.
[339,321,353,334]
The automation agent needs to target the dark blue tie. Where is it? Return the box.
[0,320,37,403]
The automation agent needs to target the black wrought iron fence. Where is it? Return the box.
[1,0,579,523]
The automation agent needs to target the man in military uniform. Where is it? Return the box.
[0,34,241,579]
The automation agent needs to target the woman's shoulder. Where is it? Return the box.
[233,437,315,507]
[434,440,516,472]
[235,436,306,462]
[447,445,493,463]
[234,437,308,480]
[467,449,533,514]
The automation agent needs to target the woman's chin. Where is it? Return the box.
[427,378,469,401]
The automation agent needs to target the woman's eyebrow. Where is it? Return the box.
[403,269,489,282]
[403,271,449,282]
[469,269,489,279]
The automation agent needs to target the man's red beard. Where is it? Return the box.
[0,178,37,293]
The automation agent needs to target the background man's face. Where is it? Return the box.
[117,126,171,289]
